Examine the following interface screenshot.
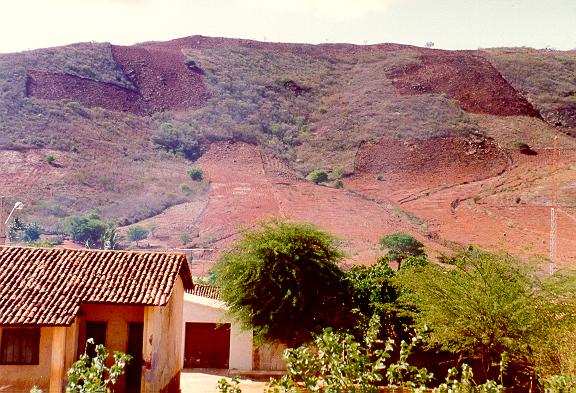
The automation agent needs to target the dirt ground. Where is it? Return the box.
[180,369,273,393]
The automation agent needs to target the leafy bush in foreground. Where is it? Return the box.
[213,220,353,346]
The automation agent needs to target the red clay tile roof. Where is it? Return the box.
[0,246,194,326]
[186,284,221,300]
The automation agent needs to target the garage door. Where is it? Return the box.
[184,322,231,368]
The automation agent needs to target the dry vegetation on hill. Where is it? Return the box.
[0,36,575,267]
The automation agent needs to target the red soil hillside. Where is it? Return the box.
[388,49,541,117]
[1,36,575,269]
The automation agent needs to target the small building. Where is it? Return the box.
[183,284,285,372]
[0,246,194,393]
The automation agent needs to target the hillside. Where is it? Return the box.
[1,36,575,273]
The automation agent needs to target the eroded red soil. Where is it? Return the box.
[388,49,541,117]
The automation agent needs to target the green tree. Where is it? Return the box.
[213,220,353,346]
[187,167,203,181]
[23,223,41,242]
[345,256,415,340]
[380,232,425,269]
[126,225,149,246]
[64,213,107,247]
[396,250,543,381]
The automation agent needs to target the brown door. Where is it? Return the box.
[126,322,144,393]
[184,322,231,368]
[85,322,107,358]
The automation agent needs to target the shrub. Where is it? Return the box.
[23,223,41,242]
[45,154,56,165]
[318,107,327,114]
[151,122,202,160]
[179,232,191,245]
[67,339,131,392]
[333,179,344,189]
[306,169,329,184]
[126,225,149,246]
[213,220,353,346]
[512,141,530,150]
[64,213,107,246]
[187,167,203,181]
[180,183,191,192]
[396,250,542,381]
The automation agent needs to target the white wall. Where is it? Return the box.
[182,293,253,370]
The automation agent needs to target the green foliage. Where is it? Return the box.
[45,154,56,164]
[543,375,576,393]
[180,183,191,192]
[213,220,352,346]
[126,225,149,246]
[376,175,384,181]
[396,250,542,379]
[333,179,343,189]
[188,167,204,181]
[151,122,202,160]
[29,386,43,393]
[318,107,328,114]
[217,376,242,393]
[512,141,530,150]
[307,169,329,184]
[8,218,42,243]
[433,363,504,393]
[66,338,132,393]
[270,316,392,392]
[182,46,332,158]
[380,232,425,267]
[64,212,107,246]
[386,335,434,389]
[100,224,120,250]
[344,257,410,339]
[179,232,191,245]
[24,223,42,242]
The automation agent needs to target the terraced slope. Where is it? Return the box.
[0,36,575,270]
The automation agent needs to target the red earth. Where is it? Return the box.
[8,36,576,271]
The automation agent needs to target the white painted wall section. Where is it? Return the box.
[182,293,253,370]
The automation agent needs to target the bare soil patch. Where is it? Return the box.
[388,49,541,117]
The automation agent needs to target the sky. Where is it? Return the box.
[1,0,575,53]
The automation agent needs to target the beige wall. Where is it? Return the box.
[142,276,184,393]
[182,293,254,370]
[0,326,53,393]
[78,303,145,392]
[253,342,287,371]
[78,303,144,355]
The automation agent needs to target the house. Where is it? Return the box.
[183,284,285,372]
[0,246,194,393]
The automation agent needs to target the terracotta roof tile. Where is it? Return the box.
[186,284,221,300]
[0,246,194,326]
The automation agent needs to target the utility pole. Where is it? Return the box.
[549,128,559,274]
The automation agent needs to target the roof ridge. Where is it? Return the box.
[0,245,188,257]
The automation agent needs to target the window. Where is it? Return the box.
[0,328,40,365]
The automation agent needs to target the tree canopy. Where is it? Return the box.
[126,225,149,246]
[380,232,425,268]
[396,249,543,380]
[64,212,107,247]
[213,220,353,346]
